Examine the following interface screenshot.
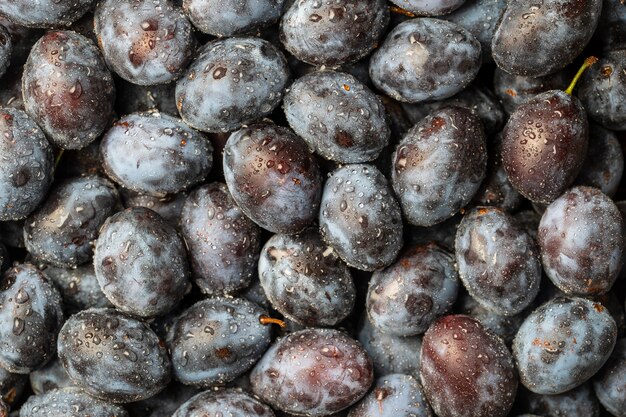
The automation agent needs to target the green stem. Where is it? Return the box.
[565,56,599,95]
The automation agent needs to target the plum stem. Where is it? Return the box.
[389,5,415,17]
[259,315,286,328]
[565,56,599,95]
[54,149,65,168]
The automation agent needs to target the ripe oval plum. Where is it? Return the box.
[512,296,617,394]
[176,37,289,133]
[224,123,322,234]
[455,206,541,316]
[538,186,623,296]
[492,0,602,77]
[180,182,261,295]
[391,106,487,227]
[22,31,115,150]
[259,229,355,327]
[24,175,120,268]
[420,314,518,417]
[95,0,195,85]
[280,0,389,66]
[370,18,481,103]
[166,297,271,387]
[319,164,403,271]
[593,337,626,417]
[172,389,275,417]
[574,124,623,196]
[0,108,54,221]
[94,207,191,318]
[100,112,213,196]
[283,71,390,164]
[43,264,112,313]
[501,90,588,204]
[594,0,626,51]
[0,264,63,374]
[0,0,96,28]
[57,308,171,403]
[366,243,459,336]
[20,387,128,417]
[250,328,373,416]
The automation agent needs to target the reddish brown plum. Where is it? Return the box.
[501,90,589,204]
[250,328,373,416]
[420,315,518,417]
[223,123,322,234]
[22,31,115,150]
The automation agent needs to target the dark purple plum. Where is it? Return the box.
[94,0,196,86]
[574,124,623,196]
[366,243,459,336]
[347,373,433,417]
[0,25,10,80]
[121,189,186,228]
[42,264,113,313]
[390,0,465,16]
[180,182,261,295]
[22,30,115,150]
[57,308,172,403]
[183,0,284,36]
[0,264,63,374]
[514,209,541,242]
[522,383,600,417]
[283,71,390,163]
[100,112,213,196]
[0,0,96,28]
[94,207,191,318]
[319,164,403,271]
[538,186,623,296]
[0,16,42,67]
[172,389,275,417]
[258,228,355,327]
[29,357,74,395]
[166,297,271,387]
[224,123,322,234]
[176,37,290,133]
[20,387,128,417]
[370,18,481,103]
[512,296,617,394]
[24,176,120,268]
[458,293,525,344]
[420,314,518,417]
[250,328,373,416]
[492,0,603,77]
[280,0,389,66]
[456,206,541,316]
[392,106,487,226]
[593,337,626,416]
[0,108,54,221]
[593,0,626,51]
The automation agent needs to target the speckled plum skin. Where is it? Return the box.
[492,0,602,77]
[578,50,626,131]
[456,207,541,316]
[250,328,373,416]
[0,264,63,374]
[183,0,284,36]
[224,123,322,234]
[392,106,487,227]
[173,389,275,417]
[280,0,389,66]
[574,124,623,196]
[0,25,11,80]
[22,31,115,150]
[370,19,481,103]
[283,71,390,164]
[367,243,459,336]
[444,0,506,62]
[94,207,191,318]
[180,183,261,295]
[95,0,195,86]
[100,112,213,196]
[390,0,465,15]
[0,0,96,28]
[57,308,172,403]
[501,90,589,204]
[593,337,626,416]
[356,315,422,378]
[512,296,617,395]
[538,186,624,296]
[43,264,112,314]
[258,229,356,327]
[348,374,433,417]
[20,387,128,417]
[420,315,518,417]
[176,37,290,133]
[523,383,600,417]
[24,176,120,268]
[166,297,271,387]
[0,108,54,221]
[319,164,403,271]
